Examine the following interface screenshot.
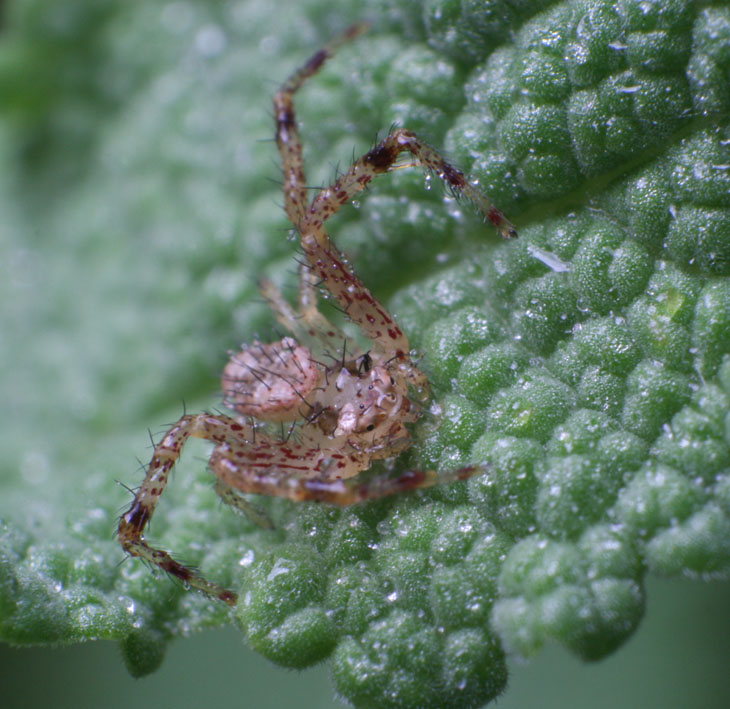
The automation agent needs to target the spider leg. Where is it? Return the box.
[211,438,483,504]
[295,128,517,354]
[259,276,312,341]
[259,267,350,357]
[297,260,347,349]
[213,478,274,530]
[272,24,369,360]
[118,413,254,606]
[274,23,368,226]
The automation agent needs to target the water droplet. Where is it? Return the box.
[527,244,570,272]
[239,549,255,567]
[267,559,291,581]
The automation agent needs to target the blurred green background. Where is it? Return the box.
[2,577,728,707]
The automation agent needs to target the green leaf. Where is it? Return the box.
[1,1,729,708]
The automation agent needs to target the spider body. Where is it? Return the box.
[118,24,517,606]
[220,335,418,481]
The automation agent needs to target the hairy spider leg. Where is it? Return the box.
[118,413,256,606]
[274,22,369,226]
[294,127,519,358]
[117,405,483,606]
[272,24,371,360]
[259,267,351,357]
[211,443,480,506]
[274,29,517,358]
[297,262,351,352]
[213,478,274,530]
[273,26,410,358]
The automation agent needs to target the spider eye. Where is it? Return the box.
[366,424,375,431]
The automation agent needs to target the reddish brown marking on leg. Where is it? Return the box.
[363,142,400,171]
[122,501,150,534]
[439,162,466,188]
[118,413,252,605]
[303,49,328,75]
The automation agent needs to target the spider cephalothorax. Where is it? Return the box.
[118,24,517,606]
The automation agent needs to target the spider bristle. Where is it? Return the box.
[312,354,335,367]
[114,554,131,570]
[145,428,157,449]
[328,302,350,318]
[117,478,140,497]
[255,342,276,364]
[243,367,273,390]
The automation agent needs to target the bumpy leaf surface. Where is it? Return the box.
[1,1,729,707]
